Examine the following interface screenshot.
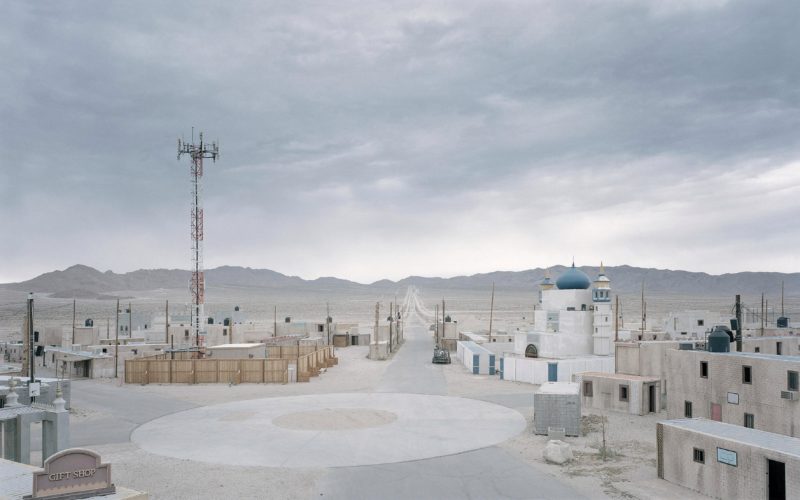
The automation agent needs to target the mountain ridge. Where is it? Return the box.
[2,264,799,298]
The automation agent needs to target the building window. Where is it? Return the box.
[742,366,752,384]
[744,413,754,429]
[693,448,705,463]
[788,371,799,391]
[754,347,760,353]
[697,319,704,326]
[619,385,629,402]
[700,361,708,378]
[583,381,593,397]
[777,342,783,355]
[685,401,693,418]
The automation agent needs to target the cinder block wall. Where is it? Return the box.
[533,392,581,436]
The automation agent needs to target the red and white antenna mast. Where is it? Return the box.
[178,130,219,347]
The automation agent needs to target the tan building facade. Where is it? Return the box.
[666,349,800,437]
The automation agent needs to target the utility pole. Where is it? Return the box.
[374,302,380,347]
[326,302,331,346]
[761,292,765,336]
[165,300,170,344]
[614,295,619,342]
[435,304,439,346]
[782,281,785,317]
[640,281,646,334]
[106,318,110,340]
[442,298,446,345]
[115,299,120,378]
[488,282,495,343]
[389,302,393,352]
[128,302,132,339]
[178,130,219,348]
[274,305,277,338]
[72,299,76,345]
[735,294,742,352]
[28,293,35,383]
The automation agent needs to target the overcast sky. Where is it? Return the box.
[1,0,799,283]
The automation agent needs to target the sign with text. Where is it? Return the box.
[717,447,738,467]
[28,448,115,499]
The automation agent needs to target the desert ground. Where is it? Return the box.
[13,302,710,500]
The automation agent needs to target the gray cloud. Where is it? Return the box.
[1,0,799,283]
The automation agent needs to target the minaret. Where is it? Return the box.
[592,262,613,356]
[538,269,555,305]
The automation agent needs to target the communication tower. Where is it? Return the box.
[178,131,219,346]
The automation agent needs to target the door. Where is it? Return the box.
[711,403,722,421]
[351,336,358,346]
[648,384,656,413]
[768,459,785,500]
[547,362,558,382]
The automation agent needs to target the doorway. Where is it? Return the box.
[351,336,359,346]
[768,459,785,500]
[648,384,656,413]
[711,403,722,421]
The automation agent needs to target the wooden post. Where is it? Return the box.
[375,302,380,348]
[488,282,495,343]
[72,299,76,345]
[128,302,132,339]
[115,298,120,378]
[165,300,170,344]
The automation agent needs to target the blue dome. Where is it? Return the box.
[556,264,591,290]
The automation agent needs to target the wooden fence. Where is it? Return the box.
[124,346,337,385]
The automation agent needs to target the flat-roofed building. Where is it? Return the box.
[658,418,799,499]
[666,350,800,437]
[575,371,661,415]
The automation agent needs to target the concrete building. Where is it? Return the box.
[456,341,496,375]
[206,343,267,359]
[575,372,661,415]
[533,382,581,437]
[662,310,728,339]
[503,263,615,385]
[666,349,800,437]
[658,418,798,499]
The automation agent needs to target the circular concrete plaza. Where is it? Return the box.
[131,392,527,468]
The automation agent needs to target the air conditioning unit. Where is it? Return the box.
[780,391,797,401]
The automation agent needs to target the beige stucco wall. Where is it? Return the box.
[666,350,800,437]
[659,421,800,499]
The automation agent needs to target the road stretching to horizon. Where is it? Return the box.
[52,289,585,499]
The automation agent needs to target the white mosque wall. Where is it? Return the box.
[540,289,593,311]
[501,355,615,385]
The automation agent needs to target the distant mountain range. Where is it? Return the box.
[1,264,799,298]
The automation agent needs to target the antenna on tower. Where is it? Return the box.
[178,130,219,347]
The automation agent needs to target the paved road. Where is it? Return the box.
[318,308,586,500]
[375,311,447,395]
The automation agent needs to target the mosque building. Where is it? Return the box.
[503,262,615,384]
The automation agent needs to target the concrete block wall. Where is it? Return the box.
[666,350,800,437]
[533,392,581,436]
[659,421,800,499]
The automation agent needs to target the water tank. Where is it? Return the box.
[223,317,231,326]
[778,317,789,328]
[234,306,240,312]
[445,315,452,323]
[707,328,731,353]
[207,317,214,325]
[85,318,94,327]
[285,317,292,323]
